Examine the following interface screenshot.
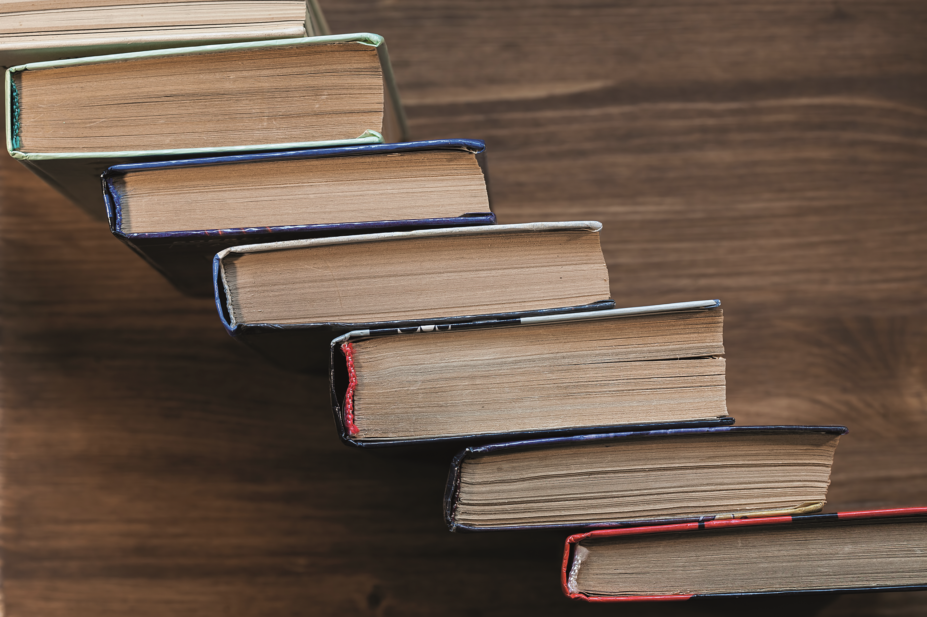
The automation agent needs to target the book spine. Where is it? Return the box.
[340,342,359,436]
[8,71,21,151]
[561,521,701,600]
[213,254,236,333]
[443,448,471,532]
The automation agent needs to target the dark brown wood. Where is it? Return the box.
[2,1,927,614]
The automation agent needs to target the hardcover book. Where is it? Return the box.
[214,221,615,372]
[443,426,847,532]
[562,507,927,601]
[0,0,329,68]
[330,300,730,447]
[103,139,494,296]
[6,33,407,217]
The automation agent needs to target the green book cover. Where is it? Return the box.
[6,31,408,218]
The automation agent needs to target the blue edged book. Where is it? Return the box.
[214,221,615,372]
[103,139,495,296]
[328,300,730,447]
[443,425,847,532]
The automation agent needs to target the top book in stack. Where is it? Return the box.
[6,33,407,217]
[0,0,329,67]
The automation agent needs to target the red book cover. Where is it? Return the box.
[562,507,927,601]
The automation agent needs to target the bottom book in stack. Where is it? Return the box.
[561,507,927,601]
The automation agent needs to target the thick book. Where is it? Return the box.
[562,507,927,601]
[329,300,730,447]
[443,426,847,532]
[214,221,615,372]
[6,33,407,218]
[103,139,494,296]
[0,0,329,68]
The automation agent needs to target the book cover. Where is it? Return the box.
[6,32,407,218]
[444,425,848,532]
[562,507,927,601]
[214,222,616,373]
[329,300,731,447]
[103,139,495,296]
[0,0,330,68]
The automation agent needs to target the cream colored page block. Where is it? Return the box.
[577,520,927,596]
[352,311,726,439]
[0,0,287,11]
[455,432,839,526]
[17,43,383,152]
[118,150,488,233]
[225,230,610,324]
[355,359,726,439]
[0,2,306,36]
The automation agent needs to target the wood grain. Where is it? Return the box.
[2,1,926,615]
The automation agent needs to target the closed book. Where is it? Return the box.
[444,426,847,531]
[103,139,494,296]
[330,300,730,447]
[6,33,407,217]
[214,221,615,372]
[562,507,927,601]
[0,0,329,68]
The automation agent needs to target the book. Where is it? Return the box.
[0,0,329,68]
[103,139,494,296]
[562,507,927,601]
[330,300,730,447]
[214,221,615,372]
[443,426,846,532]
[6,33,408,218]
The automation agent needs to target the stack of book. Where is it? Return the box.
[5,1,926,604]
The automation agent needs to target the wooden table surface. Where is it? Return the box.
[2,1,926,615]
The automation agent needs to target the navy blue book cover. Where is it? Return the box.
[444,426,848,532]
[328,300,732,448]
[103,139,495,297]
